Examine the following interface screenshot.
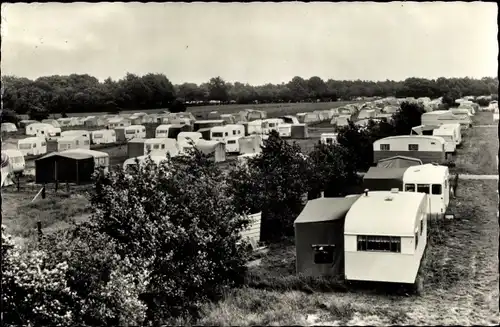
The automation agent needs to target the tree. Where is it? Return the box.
[391,101,426,135]
[287,76,309,102]
[308,142,359,197]
[88,151,250,323]
[207,77,229,102]
[245,131,310,242]
[169,98,187,113]
[337,121,374,171]
[307,76,327,100]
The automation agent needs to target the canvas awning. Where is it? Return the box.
[376,156,423,168]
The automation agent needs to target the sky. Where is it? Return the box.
[1,2,498,85]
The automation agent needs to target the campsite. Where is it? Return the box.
[1,3,498,324]
[2,95,498,326]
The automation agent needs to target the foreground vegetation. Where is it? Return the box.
[2,101,498,326]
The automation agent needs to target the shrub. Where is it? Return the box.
[88,150,251,323]
[39,227,148,326]
[2,225,76,327]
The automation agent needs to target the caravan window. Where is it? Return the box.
[415,232,419,249]
[233,130,237,135]
[408,144,419,151]
[312,245,335,264]
[417,184,430,194]
[153,144,160,150]
[431,184,442,195]
[161,144,165,149]
[212,132,224,138]
[19,144,31,149]
[225,132,229,136]
[32,143,37,148]
[326,138,333,144]
[126,130,135,135]
[84,140,90,145]
[146,145,152,151]
[357,235,401,253]
[76,140,80,145]
[405,184,416,192]
[380,144,390,151]
[227,140,237,144]
[420,219,424,236]
[94,133,103,139]
[41,141,46,147]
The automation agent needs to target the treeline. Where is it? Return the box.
[1,73,498,120]
[2,102,430,326]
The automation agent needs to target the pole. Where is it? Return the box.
[42,184,46,199]
[37,221,42,241]
[54,160,58,192]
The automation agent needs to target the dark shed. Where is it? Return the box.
[35,152,95,184]
[362,167,407,191]
[294,196,360,277]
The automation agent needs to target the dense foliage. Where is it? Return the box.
[1,73,497,120]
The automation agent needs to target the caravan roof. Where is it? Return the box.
[61,148,108,158]
[403,163,449,184]
[374,135,446,146]
[363,167,408,180]
[294,197,360,224]
[344,191,426,237]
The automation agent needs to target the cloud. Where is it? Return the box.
[1,2,497,85]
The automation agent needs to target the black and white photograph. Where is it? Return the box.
[1,2,498,326]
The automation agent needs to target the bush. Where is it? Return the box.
[39,227,148,326]
[2,225,76,326]
[88,150,251,323]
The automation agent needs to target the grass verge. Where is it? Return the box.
[453,124,498,175]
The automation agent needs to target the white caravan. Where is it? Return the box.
[320,133,338,145]
[124,125,146,140]
[18,137,47,156]
[61,130,91,139]
[432,128,456,153]
[91,129,117,144]
[403,163,450,218]
[435,123,462,146]
[263,119,284,134]
[278,124,293,138]
[1,149,26,174]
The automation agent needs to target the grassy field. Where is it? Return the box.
[1,190,91,244]
[472,110,496,126]
[57,101,356,119]
[454,118,498,175]
[191,179,499,326]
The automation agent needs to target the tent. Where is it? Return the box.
[35,152,95,184]
[294,196,360,277]
[195,140,226,162]
[362,167,407,191]
[376,156,423,168]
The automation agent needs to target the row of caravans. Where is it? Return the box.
[421,111,472,129]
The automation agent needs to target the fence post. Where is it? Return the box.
[37,221,42,241]
[42,184,46,199]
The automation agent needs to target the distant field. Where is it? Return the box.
[60,101,357,119]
